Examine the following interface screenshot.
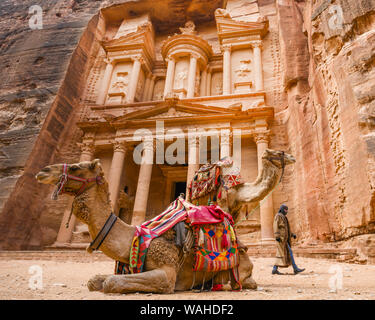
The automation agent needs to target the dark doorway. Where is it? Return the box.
[173,181,187,201]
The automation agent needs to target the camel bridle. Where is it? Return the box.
[266,151,286,183]
[50,163,117,252]
[51,163,104,201]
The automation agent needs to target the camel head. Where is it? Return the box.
[262,149,296,167]
[36,159,104,199]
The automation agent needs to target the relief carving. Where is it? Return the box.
[235,60,251,80]
[110,72,129,93]
[175,70,187,89]
[179,21,197,35]
[107,72,129,104]
[234,60,253,93]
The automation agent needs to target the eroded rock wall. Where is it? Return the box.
[0,0,108,249]
[276,0,375,243]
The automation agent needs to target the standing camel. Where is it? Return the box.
[35,149,295,294]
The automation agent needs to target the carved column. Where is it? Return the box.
[200,67,207,96]
[220,129,231,159]
[163,56,176,98]
[186,132,200,198]
[108,141,127,213]
[253,41,264,91]
[206,69,212,96]
[97,59,114,105]
[55,141,95,245]
[222,45,231,95]
[147,75,156,101]
[131,139,154,226]
[187,53,198,98]
[142,74,152,101]
[254,131,274,245]
[127,55,143,103]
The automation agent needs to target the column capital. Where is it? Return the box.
[131,54,144,64]
[254,131,270,144]
[188,134,199,148]
[78,141,95,155]
[251,40,263,50]
[103,57,115,65]
[220,129,232,146]
[113,140,127,153]
[165,55,176,63]
[221,44,232,53]
[142,138,155,152]
[190,52,200,60]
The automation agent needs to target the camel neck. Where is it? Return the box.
[71,182,136,262]
[255,159,281,198]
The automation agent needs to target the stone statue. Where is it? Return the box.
[235,60,251,79]
[179,21,197,35]
[175,70,187,89]
[110,72,128,92]
[215,8,231,18]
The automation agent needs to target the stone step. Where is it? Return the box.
[245,244,358,262]
[0,250,112,262]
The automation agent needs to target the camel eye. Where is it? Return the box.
[70,165,80,172]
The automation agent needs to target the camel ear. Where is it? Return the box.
[90,159,102,171]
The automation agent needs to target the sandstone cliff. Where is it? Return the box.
[274,0,375,244]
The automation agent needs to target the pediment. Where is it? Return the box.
[113,100,240,123]
[215,16,268,40]
[102,23,154,51]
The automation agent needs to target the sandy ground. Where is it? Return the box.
[0,257,374,300]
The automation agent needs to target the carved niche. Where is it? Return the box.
[234,59,253,94]
[211,71,223,95]
[107,71,129,105]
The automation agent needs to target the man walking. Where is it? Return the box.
[272,204,305,275]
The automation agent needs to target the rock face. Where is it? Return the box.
[0,0,374,253]
[273,0,375,243]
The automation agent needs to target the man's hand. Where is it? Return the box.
[292,233,297,239]
[276,237,281,242]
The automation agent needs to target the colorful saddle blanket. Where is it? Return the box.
[188,204,234,226]
[187,158,244,201]
[115,198,241,288]
[193,217,239,274]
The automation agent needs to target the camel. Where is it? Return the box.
[35,149,295,294]
[218,149,296,224]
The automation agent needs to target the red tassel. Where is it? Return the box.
[222,232,228,248]
[218,190,222,199]
[212,284,223,291]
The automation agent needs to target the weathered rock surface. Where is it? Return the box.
[272,0,375,245]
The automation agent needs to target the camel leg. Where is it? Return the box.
[102,266,177,294]
[213,249,257,291]
[238,249,257,290]
[87,274,111,292]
